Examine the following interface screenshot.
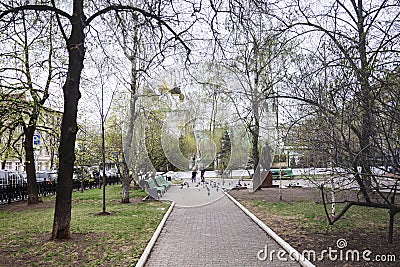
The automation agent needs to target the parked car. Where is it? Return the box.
[36,170,57,183]
[0,169,25,185]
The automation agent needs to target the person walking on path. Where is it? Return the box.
[191,169,197,183]
[200,169,205,183]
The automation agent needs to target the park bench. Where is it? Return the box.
[149,177,166,193]
[154,175,172,190]
[270,169,294,179]
[143,177,165,200]
[139,175,173,200]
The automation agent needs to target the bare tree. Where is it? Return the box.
[0,9,58,204]
[269,0,400,242]
[102,10,151,203]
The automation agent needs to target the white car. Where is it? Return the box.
[36,171,57,183]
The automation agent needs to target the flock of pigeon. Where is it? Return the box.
[180,179,249,195]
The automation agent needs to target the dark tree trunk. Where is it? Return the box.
[353,0,373,203]
[52,0,85,239]
[251,90,260,175]
[353,165,371,203]
[251,126,259,173]
[24,125,39,204]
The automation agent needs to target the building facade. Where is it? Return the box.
[0,106,62,172]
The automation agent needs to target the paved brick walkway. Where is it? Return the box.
[159,181,226,207]
[144,195,300,266]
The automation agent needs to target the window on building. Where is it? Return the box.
[5,162,12,170]
[15,162,21,171]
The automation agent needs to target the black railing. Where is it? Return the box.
[0,176,120,205]
[0,183,27,204]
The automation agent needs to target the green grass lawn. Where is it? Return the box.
[0,185,169,267]
[245,198,398,232]
[239,198,400,266]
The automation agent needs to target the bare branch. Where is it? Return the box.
[0,4,71,20]
[86,5,191,57]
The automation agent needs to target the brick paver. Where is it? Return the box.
[144,195,300,266]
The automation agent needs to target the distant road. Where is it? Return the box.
[158,168,399,192]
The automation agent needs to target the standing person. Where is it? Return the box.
[200,169,206,183]
[191,168,197,183]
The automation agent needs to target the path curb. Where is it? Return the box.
[135,201,175,267]
[224,192,315,267]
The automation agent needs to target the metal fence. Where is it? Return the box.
[0,176,120,205]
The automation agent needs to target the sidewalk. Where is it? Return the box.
[143,180,302,266]
[159,179,230,207]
